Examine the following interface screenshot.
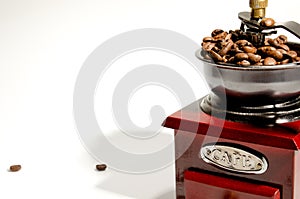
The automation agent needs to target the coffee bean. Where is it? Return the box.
[203,37,214,42]
[254,62,263,66]
[222,55,230,63]
[248,53,261,63]
[214,31,228,40]
[96,164,107,171]
[202,42,216,51]
[280,59,290,65]
[228,56,235,63]
[277,49,288,55]
[268,38,280,47]
[260,18,275,27]
[243,46,257,54]
[277,35,288,44]
[219,40,234,56]
[235,53,248,61]
[9,165,21,172]
[209,50,223,62]
[272,50,284,60]
[236,40,252,47]
[264,57,277,66]
[287,51,298,59]
[258,46,277,54]
[211,29,224,37]
[277,44,290,52]
[264,38,271,46]
[224,33,232,41]
[237,60,251,67]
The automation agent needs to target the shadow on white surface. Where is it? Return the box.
[95,166,176,199]
[90,130,176,199]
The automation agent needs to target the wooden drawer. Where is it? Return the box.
[184,170,280,199]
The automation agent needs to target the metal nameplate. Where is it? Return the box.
[200,143,268,174]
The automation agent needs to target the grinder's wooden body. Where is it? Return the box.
[163,98,300,199]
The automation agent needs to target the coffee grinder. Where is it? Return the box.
[163,0,300,198]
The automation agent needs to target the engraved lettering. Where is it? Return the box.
[200,144,268,174]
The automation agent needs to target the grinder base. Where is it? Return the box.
[200,94,300,125]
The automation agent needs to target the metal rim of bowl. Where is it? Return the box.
[195,49,300,71]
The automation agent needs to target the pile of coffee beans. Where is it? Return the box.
[201,29,300,66]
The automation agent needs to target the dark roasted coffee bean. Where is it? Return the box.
[264,38,271,46]
[203,37,214,42]
[260,18,275,27]
[202,42,216,51]
[211,29,225,37]
[264,57,277,66]
[214,31,228,40]
[258,46,277,54]
[276,35,288,44]
[212,46,220,52]
[248,53,261,63]
[287,51,298,59]
[228,56,235,63]
[254,62,263,66]
[9,165,21,172]
[236,40,252,47]
[280,59,290,65]
[235,53,248,61]
[277,49,288,55]
[222,55,230,63]
[268,38,280,47]
[237,60,251,67]
[243,46,257,54]
[96,164,107,171]
[258,46,283,60]
[209,50,223,62]
[272,50,284,60]
[219,40,234,56]
[277,44,290,51]
[224,33,232,41]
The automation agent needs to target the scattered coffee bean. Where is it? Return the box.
[260,18,275,27]
[9,165,21,172]
[96,164,107,171]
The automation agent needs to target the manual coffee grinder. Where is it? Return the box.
[163,0,300,198]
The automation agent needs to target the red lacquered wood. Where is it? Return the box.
[163,99,300,150]
[163,98,300,199]
[184,170,280,199]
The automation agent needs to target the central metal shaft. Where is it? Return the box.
[249,0,268,19]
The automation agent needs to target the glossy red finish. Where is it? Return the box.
[184,170,280,199]
[163,98,300,199]
[163,100,300,150]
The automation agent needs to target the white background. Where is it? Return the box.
[0,0,300,198]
